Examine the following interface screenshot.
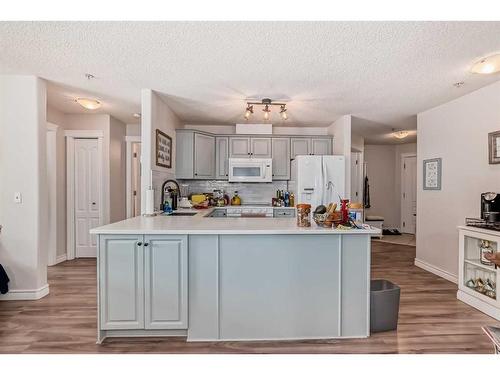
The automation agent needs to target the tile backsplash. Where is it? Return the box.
[179,180,288,205]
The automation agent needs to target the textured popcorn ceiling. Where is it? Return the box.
[1,21,500,143]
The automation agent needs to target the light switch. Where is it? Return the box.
[14,192,22,203]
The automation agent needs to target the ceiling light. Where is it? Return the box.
[453,81,464,88]
[280,105,288,120]
[133,113,141,118]
[75,98,101,110]
[244,105,253,120]
[243,98,289,122]
[263,105,270,121]
[471,54,500,74]
[392,130,409,139]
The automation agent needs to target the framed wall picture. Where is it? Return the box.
[156,129,172,168]
[423,158,442,190]
[488,130,500,164]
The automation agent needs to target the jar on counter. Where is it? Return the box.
[296,204,312,227]
[480,240,494,266]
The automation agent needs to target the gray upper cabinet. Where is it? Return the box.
[271,138,290,180]
[193,133,215,179]
[144,235,188,330]
[291,138,311,159]
[311,138,332,155]
[229,137,251,158]
[215,137,229,180]
[175,131,195,179]
[99,235,144,330]
[251,138,272,158]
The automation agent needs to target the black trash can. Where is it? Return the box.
[370,279,400,333]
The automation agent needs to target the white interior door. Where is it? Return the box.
[74,138,101,257]
[401,155,417,234]
[132,142,142,217]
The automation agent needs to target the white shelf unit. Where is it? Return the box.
[458,227,500,320]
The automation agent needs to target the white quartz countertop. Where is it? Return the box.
[91,208,381,235]
[458,225,500,237]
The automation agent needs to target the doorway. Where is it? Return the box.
[46,123,58,266]
[400,154,417,234]
[126,137,142,218]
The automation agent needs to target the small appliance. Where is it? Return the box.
[228,158,272,183]
[481,192,500,222]
[289,155,346,208]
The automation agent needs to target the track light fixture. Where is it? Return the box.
[243,98,288,121]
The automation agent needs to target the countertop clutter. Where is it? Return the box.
[91,207,380,235]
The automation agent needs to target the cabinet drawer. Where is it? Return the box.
[273,209,296,218]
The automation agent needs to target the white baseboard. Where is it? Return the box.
[55,253,67,264]
[0,284,49,300]
[414,258,458,284]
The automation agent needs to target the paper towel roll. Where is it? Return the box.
[145,188,155,215]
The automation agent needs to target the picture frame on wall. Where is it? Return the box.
[423,158,442,190]
[488,130,500,164]
[156,129,172,168]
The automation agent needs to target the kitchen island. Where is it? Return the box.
[90,208,380,343]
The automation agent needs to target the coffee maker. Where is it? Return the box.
[481,192,500,223]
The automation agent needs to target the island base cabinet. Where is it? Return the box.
[145,235,188,329]
[98,234,188,335]
[99,235,144,330]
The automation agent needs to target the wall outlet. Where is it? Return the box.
[14,192,22,203]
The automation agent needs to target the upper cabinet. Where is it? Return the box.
[215,137,229,180]
[291,137,333,159]
[175,131,215,179]
[177,129,333,181]
[311,138,332,155]
[229,137,272,158]
[271,138,290,180]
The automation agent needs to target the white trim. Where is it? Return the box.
[55,253,67,264]
[414,258,458,284]
[47,122,59,131]
[65,130,104,138]
[400,152,417,234]
[0,284,49,300]
[126,137,142,218]
[66,132,106,260]
[457,290,500,321]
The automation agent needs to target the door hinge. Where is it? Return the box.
[404,163,406,169]
[355,191,358,197]
[133,152,137,158]
[403,221,406,227]
[355,160,358,165]
[403,192,406,199]
[133,190,137,196]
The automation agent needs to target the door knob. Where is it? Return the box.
[144,243,149,247]
[137,242,143,246]
[92,202,96,205]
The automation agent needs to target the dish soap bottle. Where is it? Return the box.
[231,191,241,206]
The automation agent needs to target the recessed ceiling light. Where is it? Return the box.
[75,98,101,110]
[392,130,409,139]
[470,54,500,74]
[132,113,141,118]
[453,81,465,88]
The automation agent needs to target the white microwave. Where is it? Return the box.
[228,158,272,182]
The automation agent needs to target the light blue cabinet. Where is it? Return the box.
[99,235,144,330]
[99,234,188,332]
[145,235,188,329]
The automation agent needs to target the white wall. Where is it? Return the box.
[109,116,127,222]
[417,80,500,281]
[141,89,182,212]
[126,123,141,136]
[328,115,352,199]
[364,143,417,229]
[184,124,329,135]
[0,75,48,299]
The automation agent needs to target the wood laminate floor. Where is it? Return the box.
[0,241,497,354]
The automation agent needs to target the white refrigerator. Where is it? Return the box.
[290,155,346,208]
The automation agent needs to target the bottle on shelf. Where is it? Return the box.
[231,191,241,206]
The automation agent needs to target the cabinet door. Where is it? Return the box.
[271,138,290,180]
[175,131,194,179]
[290,138,311,159]
[215,137,229,180]
[229,137,251,158]
[144,235,188,330]
[194,133,215,179]
[311,138,332,155]
[99,235,144,330]
[251,137,272,158]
